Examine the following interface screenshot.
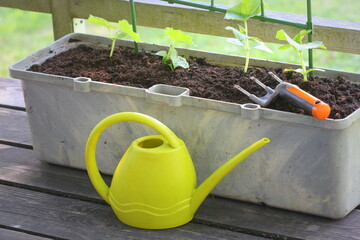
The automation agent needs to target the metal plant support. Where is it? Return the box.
[129,0,140,53]
[128,0,315,75]
[162,0,314,76]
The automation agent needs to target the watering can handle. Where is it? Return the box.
[85,112,182,204]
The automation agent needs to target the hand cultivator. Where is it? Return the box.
[234,72,330,120]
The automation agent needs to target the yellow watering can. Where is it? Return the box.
[85,112,269,229]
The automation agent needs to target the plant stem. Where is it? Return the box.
[110,39,116,58]
[166,41,175,70]
[298,51,308,81]
[107,27,115,58]
[166,41,173,61]
[244,21,250,73]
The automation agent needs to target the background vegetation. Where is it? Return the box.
[0,0,359,77]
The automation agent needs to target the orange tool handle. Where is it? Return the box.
[282,85,331,120]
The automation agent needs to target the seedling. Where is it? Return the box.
[87,15,140,57]
[224,0,272,73]
[156,27,194,70]
[276,29,326,81]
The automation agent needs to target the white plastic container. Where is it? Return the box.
[10,33,360,219]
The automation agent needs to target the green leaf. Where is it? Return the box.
[114,31,127,39]
[305,69,314,74]
[87,15,116,29]
[285,68,325,75]
[248,36,261,41]
[165,27,194,45]
[308,68,325,74]
[164,47,189,70]
[284,68,303,74]
[225,26,249,42]
[293,30,311,44]
[169,46,179,63]
[175,56,189,69]
[297,41,326,51]
[277,29,326,52]
[239,25,247,34]
[278,44,292,51]
[226,38,245,47]
[168,48,179,70]
[118,20,140,42]
[313,68,325,72]
[156,50,167,57]
[275,29,287,41]
[276,29,302,51]
[156,50,169,65]
[293,68,304,74]
[252,39,273,53]
[225,0,261,21]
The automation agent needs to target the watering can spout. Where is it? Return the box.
[190,138,270,215]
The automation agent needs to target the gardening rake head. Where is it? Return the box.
[234,72,284,107]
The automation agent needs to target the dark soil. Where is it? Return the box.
[29,43,360,119]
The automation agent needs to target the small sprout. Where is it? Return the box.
[225,0,272,73]
[156,27,194,70]
[87,15,140,57]
[276,29,326,81]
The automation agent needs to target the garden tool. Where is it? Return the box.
[85,112,270,229]
[234,72,331,120]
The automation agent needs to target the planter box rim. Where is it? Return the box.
[9,32,360,130]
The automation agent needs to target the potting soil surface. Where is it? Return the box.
[29,44,360,119]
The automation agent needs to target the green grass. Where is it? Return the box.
[0,7,53,77]
[0,0,359,77]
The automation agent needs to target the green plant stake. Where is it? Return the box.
[276,29,326,82]
[87,15,140,57]
[156,27,194,70]
[129,0,140,53]
[224,0,272,73]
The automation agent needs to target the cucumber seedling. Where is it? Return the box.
[276,29,326,81]
[156,27,194,70]
[224,0,273,73]
[87,15,140,57]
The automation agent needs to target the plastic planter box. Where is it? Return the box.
[10,33,360,219]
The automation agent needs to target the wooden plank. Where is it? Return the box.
[0,184,263,240]
[198,197,360,240]
[0,143,106,202]
[0,228,52,240]
[0,108,32,147]
[71,0,360,54]
[0,0,51,13]
[0,78,25,110]
[0,0,358,54]
[72,0,357,54]
[1,144,360,240]
[51,0,73,39]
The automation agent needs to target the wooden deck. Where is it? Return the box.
[1,77,360,239]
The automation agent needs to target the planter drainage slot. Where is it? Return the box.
[73,77,91,92]
[241,103,261,120]
[146,84,190,107]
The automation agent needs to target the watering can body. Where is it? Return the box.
[109,135,197,229]
[85,112,270,229]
